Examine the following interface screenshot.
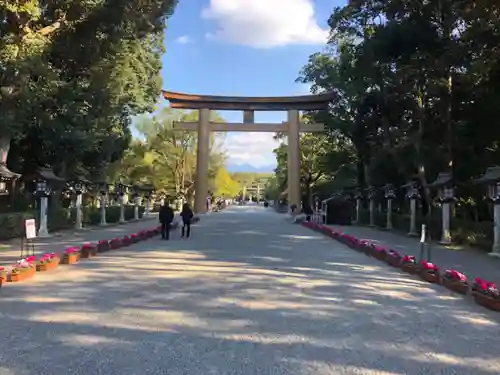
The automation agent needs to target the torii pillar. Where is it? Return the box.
[161,90,335,214]
[195,108,211,213]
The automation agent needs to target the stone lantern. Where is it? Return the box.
[429,172,455,244]
[114,183,128,223]
[353,188,363,224]
[29,167,64,237]
[384,184,396,230]
[132,185,142,221]
[142,184,154,216]
[473,166,500,257]
[97,181,109,225]
[0,163,20,195]
[68,178,89,230]
[404,180,420,236]
[367,186,378,227]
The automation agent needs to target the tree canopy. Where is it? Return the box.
[1,0,177,179]
[272,0,500,208]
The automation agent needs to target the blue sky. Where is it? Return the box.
[150,0,345,169]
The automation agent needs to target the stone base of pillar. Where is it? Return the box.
[407,232,419,237]
[438,240,453,245]
[37,229,51,238]
[488,246,500,258]
[99,222,107,226]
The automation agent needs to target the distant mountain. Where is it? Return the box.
[226,163,275,173]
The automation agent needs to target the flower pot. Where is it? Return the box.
[420,270,440,284]
[385,254,401,267]
[472,291,500,311]
[372,251,386,261]
[8,267,35,282]
[62,253,80,265]
[401,263,417,274]
[442,279,469,295]
[80,247,95,259]
[97,243,109,252]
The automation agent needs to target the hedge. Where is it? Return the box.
[0,205,146,241]
[356,209,492,251]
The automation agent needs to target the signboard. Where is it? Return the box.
[25,219,37,239]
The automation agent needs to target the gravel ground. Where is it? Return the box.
[0,205,499,375]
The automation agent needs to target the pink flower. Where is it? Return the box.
[420,260,439,271]
[444,269,467,282]
[402,255,416,264]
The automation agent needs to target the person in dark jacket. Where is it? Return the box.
[180,203,194,239]
[159,202,174,240]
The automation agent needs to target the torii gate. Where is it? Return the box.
[161,90,334,213]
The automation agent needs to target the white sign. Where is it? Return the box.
[420,224,426,243]
[25,219,37,239]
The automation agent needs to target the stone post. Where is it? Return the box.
[119,195,126,223]
[384,184,396,230]
[194,108,210,213]
[438,186,454,245]
[492,203,500,257]
[473,167,500,257]
[75,193,83,230]
[287,109,301,210]
[145,198,151,216]
[100,194,107,225]
[134,196,140,221]
[38,196,50,237]
[368,187,376,227]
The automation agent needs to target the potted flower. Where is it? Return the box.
[130,233,139,243]
[109,238,122,249]
[122,235,131,246]
[36,253,60,271]
[419,260,440,284]
[372,245,387,261]
[0,266,6,287]
[385,250,402,267]
[81,243,97,258]
[62,247,80,265]
[472,278,500,311]
[401,255,417,273]
[441,269,468,294]
[97,240,109,252]
[9,258,36,281]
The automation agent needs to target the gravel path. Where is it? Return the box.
[0,205,499,375]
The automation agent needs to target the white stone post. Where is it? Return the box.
[145,198,151,216]
[408,198,418,236]
[38,196,50,237]
[134,196,140,221]
[490,203,500,257]
[440,202,452,244]
[75,193,83,230]
[386,198,393,230]
[100,194,107,225]
[119,195,126,223]
[355,198,361,224]
[369,198,375,227]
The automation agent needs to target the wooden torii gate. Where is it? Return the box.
[162,90,335,213]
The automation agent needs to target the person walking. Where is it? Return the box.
[159,202,174,240]
[180,203,194,239]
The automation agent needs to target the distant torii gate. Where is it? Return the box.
[162,90,334,213]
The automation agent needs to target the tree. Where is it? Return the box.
[113,108,228,203]
[0,0,177,181]
[213,167,240,197]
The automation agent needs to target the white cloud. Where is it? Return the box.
[223,132,280,167]
[175,35,193,44]
[201,0,328,48]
